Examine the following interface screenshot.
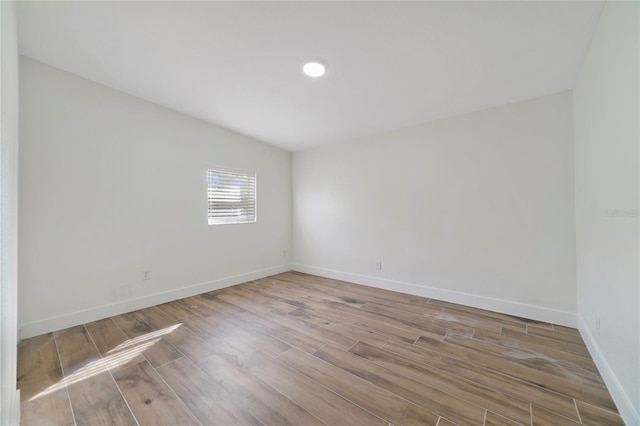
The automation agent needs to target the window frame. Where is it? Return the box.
[207,167,257,226]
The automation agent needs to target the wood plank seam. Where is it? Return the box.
[52,332,77,426]
[82,324,141,426]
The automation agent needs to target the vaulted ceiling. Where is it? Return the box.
[17,1,602,151]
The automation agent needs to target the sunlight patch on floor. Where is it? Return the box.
[29,324,182,401]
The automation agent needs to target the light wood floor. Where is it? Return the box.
[18,271,623,426]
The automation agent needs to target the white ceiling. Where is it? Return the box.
[17,1,602,152]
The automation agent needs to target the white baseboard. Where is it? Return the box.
[19,261,577,334]
[292,264,577,327]
[19,264,292,339]
[578,315,639,426]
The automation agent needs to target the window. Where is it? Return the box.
[207,168,256,225]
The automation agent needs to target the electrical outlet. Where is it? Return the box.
[282,250,287,258]
[376,261,382,270]
[142,271,150,280]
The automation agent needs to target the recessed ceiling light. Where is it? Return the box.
[303,61,326,77]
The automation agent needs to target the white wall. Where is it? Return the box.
[574,2,639,424]
[293,91,577,325]
[0,2,21,424]
[18,57,292,338]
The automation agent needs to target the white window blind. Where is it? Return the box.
[207,168,256,225]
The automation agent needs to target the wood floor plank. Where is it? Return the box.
[175,312,232,339]
[111,312,184,368]
[195,293,248,316]
[136,305,170,322]
[415,334,616,412]
[314,344,486,426]
[157,300,198,319]
[484,411,524,426]
[360,301,474,337]
[175,296,222,318]
[156,357,263,426]
[553,324,581,336]
[453,329,602,381]
[381,338,581,421]
[284,272,414,304]
[261,276,367,308]
[279,347,440,426]
[132,310,181,329]
[470,331,602,378]
[237,310,326,353]
[175,315,255,359]
[237,282,325,312]
[65,371,137,426]
[422,298,550,329]
[289,307,390,348]
[179,313,255,350]
[349,341,531,424]
[437,417,460,426]
[53,326,102,375]
[311,302,426,343]
[275,279,373,308]
[248,353,388,426]
[201,311,289,355]
[85,318,146,370]
[198,352,327,426]
[17,334,65,396]
[197,313,292,358]
[262,279,368,310]
[216,291,275,315]
[19,387,74,426]
[138,312,216,363]
[525,325,585,346]
[230,285,306,313]
[54,326,137,425]
[339,303,446,341]
[576,400,625,426]
[264,308,358,350]
[253,286,333,312]
[363,298,524,334]
[523,321,555,331]
[17,334,74,426]
[112,360,199,425]
[500,327,591,358]
[531,405,580,425]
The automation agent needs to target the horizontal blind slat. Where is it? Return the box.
[207,168,256,225]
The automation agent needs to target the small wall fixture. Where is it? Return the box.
[303,61,326,77]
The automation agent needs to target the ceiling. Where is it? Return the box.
[17,1,602,152]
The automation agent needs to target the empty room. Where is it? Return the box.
[1,1,638,425]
